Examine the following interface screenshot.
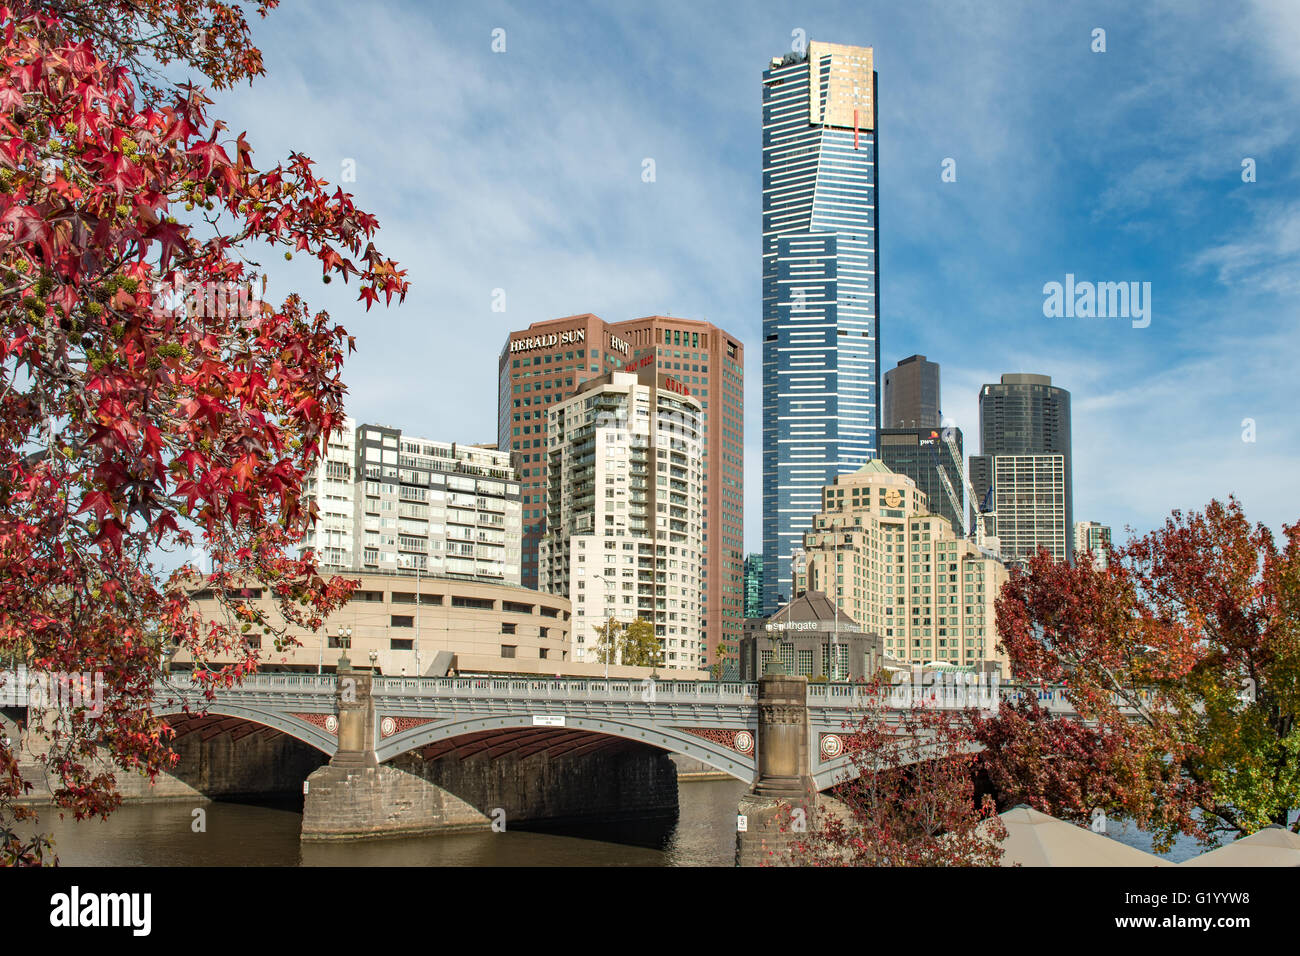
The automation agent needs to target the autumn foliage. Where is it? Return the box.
[0,1,407,862]
[788,675,1007,866]
[977,497,1300,849]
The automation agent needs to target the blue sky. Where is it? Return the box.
[202,0,1300,554]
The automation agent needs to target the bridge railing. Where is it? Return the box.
[158,673,339,694]
[372,676,758,703]
[807,681,1159,714]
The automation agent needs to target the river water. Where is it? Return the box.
[22,778,751,867]
[20,777,1234,866]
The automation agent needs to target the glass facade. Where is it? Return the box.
[879,426,965,537]
[971,374,1073,564]
[761,42,880,613]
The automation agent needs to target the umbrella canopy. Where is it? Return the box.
[988,806,1173,867]
[1182,826,1300,867]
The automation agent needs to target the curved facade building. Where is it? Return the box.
[173,571,583,677]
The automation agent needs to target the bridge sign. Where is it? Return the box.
[532,715,566,727]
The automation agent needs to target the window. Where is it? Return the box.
[501,622,516,635]
[391,615,414,628]
[500,645,517,659]
[390,638,413,650]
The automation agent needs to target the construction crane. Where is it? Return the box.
[932,423,999,556]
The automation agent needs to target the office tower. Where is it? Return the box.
[883,354,941,428]
[969,373,1073,564]
[795,460,1009,670]
[761,41,881,614]
[302,418,522,584]
[499,314,743,671]
[1074,521,1112,569]
[743,553,764,618]
[878,426,965,537]
[538,369,704,671]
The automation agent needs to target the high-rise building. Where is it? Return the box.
[538,369,705,671]
[878,426,965,537]
[1074,521,1112,569]
[792,460,1009,671]
[499,314,744,671]
[883,354,940,428]
[970,374,1073,564]
[761,41,881,615]
[743,553,764,618]
[302,418,522,584]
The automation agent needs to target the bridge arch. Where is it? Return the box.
[377,713,755,784]
[155,701,338,757]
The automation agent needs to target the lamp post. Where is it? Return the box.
[593,573,617,680]
[414,561,422,678]
[368,649,378,675]
[336,625,352,672]
[832,524,840,681]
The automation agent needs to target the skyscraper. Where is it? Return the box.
[970,374,1073,564]
[879,425,965,537]
[499,314,744,670]
[538,370,704,671]
[762,41,880,613]
[883,354,940,428]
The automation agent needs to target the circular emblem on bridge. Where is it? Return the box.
[380,717,396,738]
[324,715,338,735]
[734,731,754,755]
[820,734,843,759]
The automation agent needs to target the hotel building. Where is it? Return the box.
[499,314,743,670]
[538,370,704,670]
[301,418,522,584]
[762,41,881,613]
[792,460,1009,670]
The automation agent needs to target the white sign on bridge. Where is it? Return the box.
[532,715,566,727]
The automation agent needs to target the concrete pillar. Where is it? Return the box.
[736,669,815,866]
[331,662,377,769]
[300,662,490,840]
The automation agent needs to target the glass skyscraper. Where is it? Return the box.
[761,41,880,612]
[970,373,1073,564]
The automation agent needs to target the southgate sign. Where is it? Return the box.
[510,328,586,354]
[765,620,833,632]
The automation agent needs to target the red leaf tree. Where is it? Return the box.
[788,675,1007,866]
[0,1,408,863]
[976,498,1300,850]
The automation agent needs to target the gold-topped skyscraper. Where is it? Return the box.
[762,41,880,613]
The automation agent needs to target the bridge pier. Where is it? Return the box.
[736,671,816,866]
[301,660,489,840]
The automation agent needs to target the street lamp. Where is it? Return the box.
[593,573,618,680]
[336,625,352,672]
[368,649,378,675]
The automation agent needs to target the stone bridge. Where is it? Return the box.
[2,664,1119,863]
